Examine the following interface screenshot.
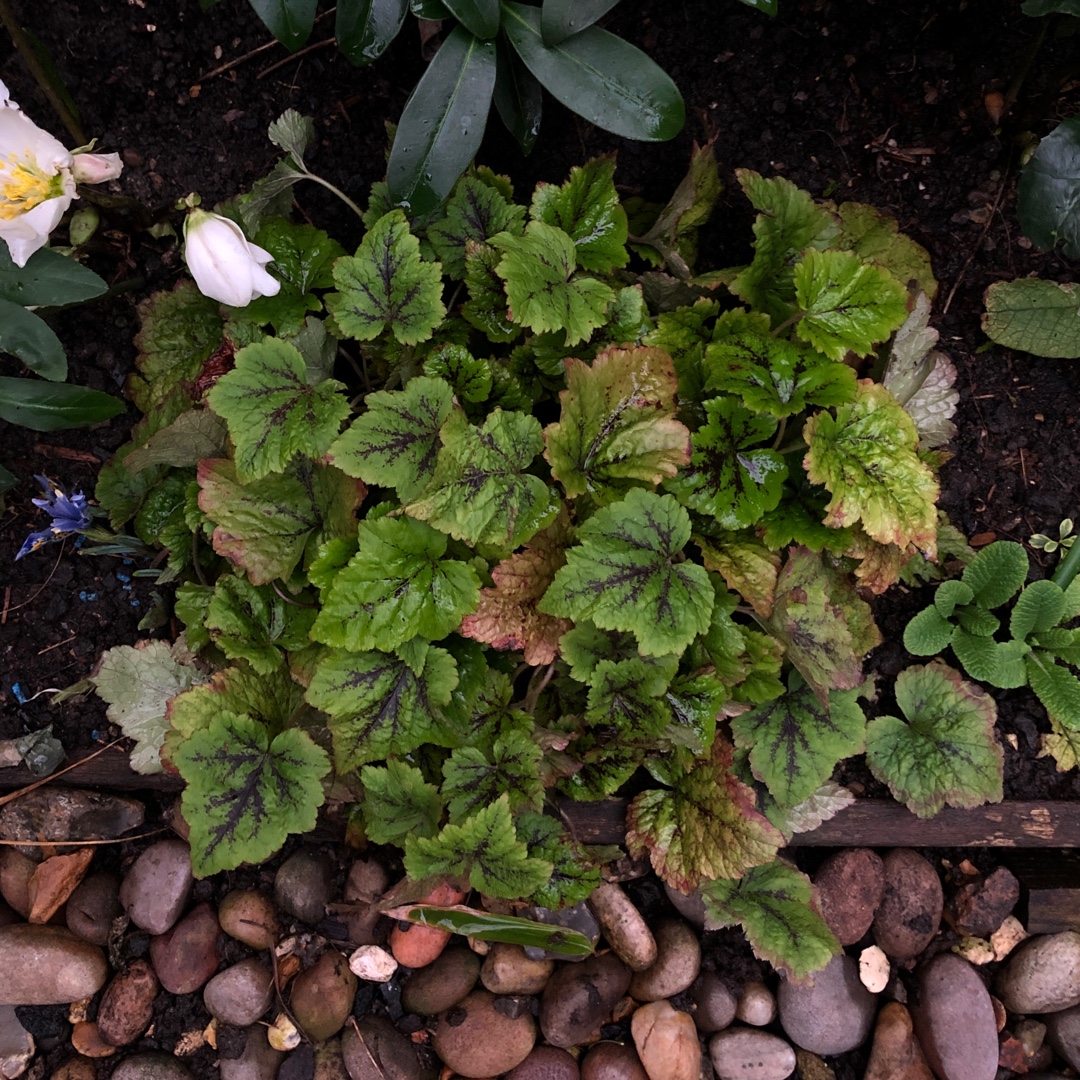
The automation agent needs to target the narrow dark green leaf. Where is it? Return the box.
[0,300,66,381]
[0,377,123,431]
[443,0,500,37]
[493,37,543,155]
[387,26,497,216]
[1018,117,1080,259]
[336,0,409,65]
[500,1,684,142]
[540,0,620,45]
[247,0,316,49]
[0,245,107,307]
[402,904,594,956]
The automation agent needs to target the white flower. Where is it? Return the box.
[183,209,281,308]
[0,79,122,267]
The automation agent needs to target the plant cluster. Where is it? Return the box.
[79,114,976,975]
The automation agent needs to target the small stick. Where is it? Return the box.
[1,587,9,626]
[257,36,336,80]
[37,634,76,655]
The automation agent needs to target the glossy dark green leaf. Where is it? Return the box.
[540,0,620,45]
[494,35,542,153]
[387,26,497,216]
[400,904,595,956]
[411,0,452,15]
[0,377,123,431]
[500,1,684,141]
[1018,117,1080,259]
[336,0,409,65]
[0,245,107,308]
[0,301,66,381]
[443,0,500,37]
[736,0,778,13]
[0,465,16,493]
[1022,0,1080,13]
[247,0,316,50]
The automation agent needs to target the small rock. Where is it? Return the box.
[107,1051,195,1079]
[0,1006,33,1079]
[664,883,707,929]
[778,954,875,1055]
[952,868,1020,938]
[342,1014,426,1080]
[219,1024,285,1080]
[119,839,194,935]
[813,849,885,946]
[859,946,890,994]
[313,1037,352,1080]
[203,958,276,1028]
[0,851,34,918]
[1045,1003,1080,1069]
[0,925,107,1005]
[872,850,943,960]
[389,882,466,969]
[630,920,701,1002]
[506,1045,580,1080]
[589,882,657,972]
[864,1002,934,1080]
[349,944,397,982]
[794,1051,833,1080]
[991,916,1027,962]
[522,901,602,962]
[65,872,122,946]
[97,959,158,1047]
[274,849,334,926]
[402,945,481,1015]
[0,789,143,858]
[632,1000,701,1080]
[482,943,554,996]
[290,948,357,1041]
[735,983,776,1027]
[219,890,279,950]
[70,1021,115,1058]
[708,1027,796,1080]
[267,1013,302,1052]
[541,952,632,1048]
[690,974,738,1033]
[911,953,998,1080]
[48,1060,96,1080]
[341,859,390,946]
[149,901,220,994]
[581,1042,649,1080]
[434,990,537,1077]
[996,931,1080,1014]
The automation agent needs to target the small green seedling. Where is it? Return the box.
[1031,518,1076,554]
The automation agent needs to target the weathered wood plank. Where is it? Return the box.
[1004,851,1080,934]
[0,753,183,791]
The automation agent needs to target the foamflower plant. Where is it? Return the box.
[183,208,281,308]
[0,79,122,267]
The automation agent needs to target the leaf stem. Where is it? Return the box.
[1052,529,1080,590]
[770,311,803,338]
[771,416,788,451]
[300,170,366,221]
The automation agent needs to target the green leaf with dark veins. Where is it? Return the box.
[530,155,628,272]
[462,241,519,342]
[328,375,453,502]
[403,793,552,899]
[701,861,840,980]
[865,661,1002,817]
[207,338,350,482]
[491,221,615,346]
[327,210,446,345]
[423,344,493,403]
[544,345,690,502]
[794,248,909,360]
[665,396,786,530]
[442,730,544,821]
[540,488,713,656]
[405,408,555,550]
[359,760,443,845]
[255,217,346,293]
[731,672,866,808]
[586,658,672,736]
[175,711,329,878]
[428,174,527,280]
[306,643,458,769]
[516,812,602,909]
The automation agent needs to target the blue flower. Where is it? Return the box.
[15,475,93,560]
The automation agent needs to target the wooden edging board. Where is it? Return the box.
[1,755,1078,848]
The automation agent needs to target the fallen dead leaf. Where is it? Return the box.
[28,848,94,923]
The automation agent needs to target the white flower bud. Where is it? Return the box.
[183,209,281,308]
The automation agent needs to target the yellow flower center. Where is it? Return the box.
[0,149,63,220]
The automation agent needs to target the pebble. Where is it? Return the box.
[506,1045,580,1080]
[735,983,776,1027]
[49,1060,97,1080]
[203,958,276,1027]
[910,953,998,1080]
[632,1000,701,1080]
[952,867,1019,937]
[389,882,467,968]
[341,858,390,945]
[274,849,334,926]
[630,920,701,1002]
[70,1021,116,1058]
[581,1042,649,1080]
[290,948,357,1041]
[0,789,144,856]
[402,945,481,1015]
[0,1005,33,1079]
[349,944,398,982]
[65,872,122,946]
[107,1052,195,1080]
[996,931,1080,1014]
[664,883,707,928]
[97,958,159,1047]
[218,889,279,950]
[872,850,943,960]
[149,901,220,994]
[778,954,875,1055]
[482,943,555,995]
[342,1014,427,1080]
[219,1024,285,1080]
[864,1002,934,1080]
[0,851,34,918]
[523,901,601,962]
[541,952,632,1047]
[119,839,194,935]
[708,1027,796,1080]
[690,974,738,1033]
[313,1037,352,1080]
[434,990,537,1077]
[813,849,884,946]
[589,882,657,971]
[0,925,107,1004]
[1046,1004,1080,1070]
